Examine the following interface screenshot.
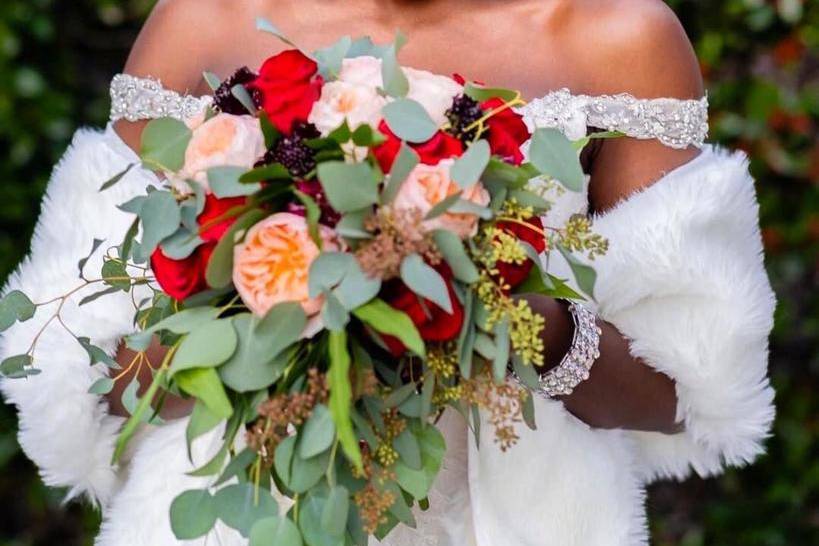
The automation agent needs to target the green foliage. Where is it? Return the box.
[1,1,819,545]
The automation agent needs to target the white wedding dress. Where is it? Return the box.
[0,74,775,546]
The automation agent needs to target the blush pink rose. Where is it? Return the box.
[178,113,266,189]
[233,213,340,318]
[393,158,490,238]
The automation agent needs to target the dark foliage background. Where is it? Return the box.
[0,0,817,544]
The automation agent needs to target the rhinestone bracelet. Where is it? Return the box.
[518,301,602,399]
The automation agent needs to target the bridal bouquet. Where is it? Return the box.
[0,22,608,546]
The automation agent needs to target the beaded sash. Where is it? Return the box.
[109,73,709,149]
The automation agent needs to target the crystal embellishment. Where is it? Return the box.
[517,88,709,149]
[109,74,213,123]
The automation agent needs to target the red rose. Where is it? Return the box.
[373,120,464,172]
[151,194,246,300]
[482,98,530,165]
[495,216,548,289]
[380,266,464,356]
[247,50,323,134]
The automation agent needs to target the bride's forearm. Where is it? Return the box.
[523,294,681,434]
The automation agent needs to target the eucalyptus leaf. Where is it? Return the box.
[186,401,224,459]
[99,163,134,192]
[77,336,118,368]
[290,448,331,494]
[424,192,462,220]
[382,99,438,143]
[220,308,304,393]
[400,254,453,313]
[463,83,519,102]
[231,84,258,115]
[317,161,380,213]
[528,128,585,192]
[321,486,350,536]
[249,516,303,546]
[77,238,105,278]
[352,299,425,357]
[140,117,192,172]
[451,140,490,188]
[214,482,278,537]
[0,290,36,331]
[299,492,345,546]
[209,166,261,197]
[393,424,446,500]
[87,377,114,395]
[492,319,510,384]
[170,319,238,375]
[432,230,479,283]
[315,35,352,78]
[0,354,33,378]
[382,143,419,203]
[274,435,296,487]
[255,17,299,48]
[393,429,422,470]
[381,43,409,98]
[139,190,181,255]
[170,489,218,540]
[557,244,597,298]
[203,71,221,91]
[321,291,350,332]
[299,404,336,459]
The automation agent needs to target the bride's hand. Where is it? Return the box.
[106,336,195,419]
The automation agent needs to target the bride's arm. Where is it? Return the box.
[528,1,774,459]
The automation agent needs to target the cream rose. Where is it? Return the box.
[177,113,266,189]
[233,213,341,318]
[393,159,490,238]
[405,66,464,126]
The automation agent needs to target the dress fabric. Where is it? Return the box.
[0,76,775,546]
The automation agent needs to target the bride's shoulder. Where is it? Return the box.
[549,0,703,99]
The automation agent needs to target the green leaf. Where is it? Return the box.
[463,83,519,102]
[492,318,510,384]
[231,84,258,115]
[393,424,446,500]
[77,336,118,368]
[299,492,345,546]
[214,482,278,537]
[290,448,331,494]
[308,252,354,297]
[381,43,409,97]
[393,429,422,470]
[317,161,380,213]
[0,290,36,332]
[381,99,438,143]
[250,516,303,546]
[299,404,336,459]
[215,448,257,487]
[140,117,192,172]
[335,210,372,239]
[315,35,353,78]
[99,163,134,192]
[451,140,490,188]
[382,143,419,203]
[158,227,203,260]
[203,71,221,91]
[328,331,362,469]
[481,158,531,190]
[557,244,597,298]
[220,307,306,392]
[294,190,322,248]
[449,199,493,219]
[255,17,300,48]
[88,377,114,395]
[511,354,540,391]
[170,489,218,540]
[333,266,381,311]
[351,124,386,147]
[400,254,453,313]
[77,238,105,278]
[78,286,122,307]
[321,486,350,536]
[424,191,462,220]
[259,113,281,149]
[186,401,224,458]
[432,230,479,283]
[101,259,130,291]
[352,299,425,358]
[384,383,417,408]
[457,291,476,378]
[139,190,181,255]
[274,435,296,487]
[0,354,34,378]
[528,128,585,192]
[209,166,261,197]
[176,367,233,419]
[239,163,291,183]
[113,366,168,463]
[170,319,238,375]
[321,291,349,332]
[206,208,268,289]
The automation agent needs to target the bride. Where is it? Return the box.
[1,0,776,545]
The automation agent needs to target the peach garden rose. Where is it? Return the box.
[393,158,491,238]
[233,212,341,318]
[178,113,266,189]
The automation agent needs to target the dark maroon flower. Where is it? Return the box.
[214,67,259,115]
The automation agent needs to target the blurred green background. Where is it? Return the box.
[0,0,817,544]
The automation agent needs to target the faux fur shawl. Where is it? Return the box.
[0,127,775,546]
